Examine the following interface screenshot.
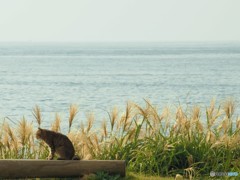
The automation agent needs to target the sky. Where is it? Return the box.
[0,0,240,42]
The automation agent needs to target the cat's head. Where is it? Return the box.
[36,127,44,139]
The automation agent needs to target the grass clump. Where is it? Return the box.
[0,99,239,179]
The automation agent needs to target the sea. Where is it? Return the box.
[0,42,239,130]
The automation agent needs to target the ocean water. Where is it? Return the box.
[0,42,239,130]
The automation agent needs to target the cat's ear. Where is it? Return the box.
[38,127,42,130]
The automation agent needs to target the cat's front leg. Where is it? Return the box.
[47,146,55,160]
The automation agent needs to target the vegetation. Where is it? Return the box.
[0,99,239,179]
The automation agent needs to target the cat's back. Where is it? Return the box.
[53,131,74,148]
[37,129,74,148]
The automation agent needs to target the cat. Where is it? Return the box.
[36,128,80,160]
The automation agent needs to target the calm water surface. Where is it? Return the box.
[0,42,239,130]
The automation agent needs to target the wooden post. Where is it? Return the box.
[0,160,125,178]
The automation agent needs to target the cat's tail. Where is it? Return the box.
[72,155,80,160]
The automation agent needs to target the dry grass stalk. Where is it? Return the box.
[5,123,18,153]
[18,117,27,145]
[192,106,200,121]
[163,143,174,151]
[220,134,231,147]
[51,113,61,132]
[68,131,81,148]
[144,101,162,133]
[175,107,188,133]
[119,112,132,133]
[2,131,10,150]
[224,99,235,119]
[135,102,150,119]
[102,119,107,138]
[86,113,94,133]
[69,104,78,132]
[206,130,215,143]
[126,101,133,115]
[206,100,222,129]
[127,128,136,141]
[109,107,118,131]
[116,103,133,132]
[196,120,203,133]
[176,107,186,122]
[184,167,195,180]
[175,174,184,180]
[145,100,163,126]
[222,119,230,134]
[17,117,33,145]
[206,99,215,120]
[124,102,133,124]
[161,107,171,132]
[228,134,240,149]
[93,133,100,152]
[32,105,42,127]
[237,118,240,129]
[189,106,203,134]
[79,133,92,159]
[80,121,85,134]
[210,140,222,148]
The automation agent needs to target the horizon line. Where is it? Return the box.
[0,40,240,44]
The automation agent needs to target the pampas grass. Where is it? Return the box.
[86,113,94,134]
[0,99,239,178]
[68,104,78,133]
[32,105,42,127]
[51,113,61,132]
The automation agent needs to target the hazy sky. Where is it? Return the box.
[0,0,240,42]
